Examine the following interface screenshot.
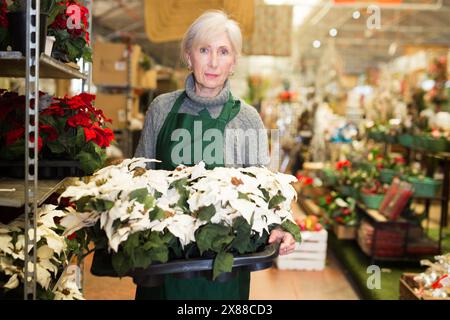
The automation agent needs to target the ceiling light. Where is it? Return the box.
[329,28,338,37]
[352,11,361,19]
[313,40,321,48]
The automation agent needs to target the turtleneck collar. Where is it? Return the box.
[185,73,230,108]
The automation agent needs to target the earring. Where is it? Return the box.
[188,65,192,71]
[229,71,235,77]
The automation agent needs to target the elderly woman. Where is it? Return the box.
[134,10,295,300]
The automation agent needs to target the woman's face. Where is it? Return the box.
[187,32,236,97]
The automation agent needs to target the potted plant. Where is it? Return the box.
[329,197,358,240]
[0,90,114,177]
[360,180,387,210]
[5,0,57,55]
[47,0,92,63]
[377,154,406,184]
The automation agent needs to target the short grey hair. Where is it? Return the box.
[180,10,242,66]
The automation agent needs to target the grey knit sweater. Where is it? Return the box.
[134,73,270,168]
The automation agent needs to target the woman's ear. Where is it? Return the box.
[185,52,192,69]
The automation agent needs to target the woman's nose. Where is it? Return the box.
[209,51,218,68]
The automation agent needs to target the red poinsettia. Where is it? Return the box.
[296,174,314,186]
[336,160,351,170]
[1,90,115,174]
[5,127,24,145]
[83,125,114,148]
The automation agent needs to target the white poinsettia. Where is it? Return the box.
[151,213,199,247]
[35,245,59,290]
[53,272,84,300]
[60,208,100,237]
[58,158,299,256]
[1,205,70,296]
[4,273,20,290]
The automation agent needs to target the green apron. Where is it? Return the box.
[136,90,250,300]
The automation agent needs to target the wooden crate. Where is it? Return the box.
[276,230,328,271]
[333,224,357,240]
[400,273,450,300]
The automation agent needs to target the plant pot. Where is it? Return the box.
[380,168,397,184]
[407,176,442,198]
[360,193,385,210]
[6,12,48,56]
[422,136,449,153]
[398,134,413,148]
[45,36,55,56]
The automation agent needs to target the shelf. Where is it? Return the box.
[0,177,72,208]
[0,51,87,80]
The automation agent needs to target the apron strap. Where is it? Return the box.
[169,91,188,114]
[171,91,240,125]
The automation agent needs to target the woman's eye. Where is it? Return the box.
[199,47,208,54]
[220,48,229,55]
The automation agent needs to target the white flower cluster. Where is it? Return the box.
[60,158,298,253]
[53,269,84,300]
[0,205,68,293]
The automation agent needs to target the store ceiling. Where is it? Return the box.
[92,0,450,74]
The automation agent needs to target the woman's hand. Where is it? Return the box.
[269,229,296,256]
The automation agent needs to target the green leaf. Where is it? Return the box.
[238,192,251,201]
[75,150,102,174]
[196,204,216,222]
[170,178,190,212]
[259,188,270,202]
[143,195,155,210]
[195,224,231,255]
[46,141,66,154]
[75,196,94,212]
[142,232,165,251]
[123,232,140,257]
[132,247,152,269]
[213,251,233,280]
[148,246,168,263]
[231,217,252,254]
[281,220,302,243]
[268,193,286,209]
[111,251,132,276]
[129,188,148,203]
[149,207,165,221]
[212,235,234,252]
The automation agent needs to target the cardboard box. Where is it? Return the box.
[138,69,157,89]
[93,42,142,87]
[95,93,140,130]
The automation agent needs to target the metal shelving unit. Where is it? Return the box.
[0,0,92,300]
[0,52,87,79]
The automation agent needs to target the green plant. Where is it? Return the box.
[47,0,92,63]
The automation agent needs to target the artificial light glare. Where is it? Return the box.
[329,28,338,37]
[352,11,361,19]
[313,40,321,48]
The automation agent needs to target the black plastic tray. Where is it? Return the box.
[91,243,280,287]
